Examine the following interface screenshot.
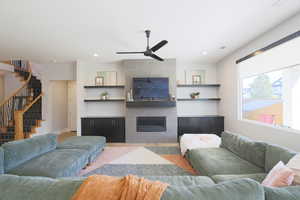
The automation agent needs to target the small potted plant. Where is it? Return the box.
[101,92,109,100]
[190,92,200,99]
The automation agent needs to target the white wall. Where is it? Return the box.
[67,81,77,131]
[0,63,14,72]
[47,81,69,133]
[4,72,22,98]
[0,75,4,101]
[40,63,76,81]
[217,12,300,151]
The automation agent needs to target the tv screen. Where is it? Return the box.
[133,78,169,100]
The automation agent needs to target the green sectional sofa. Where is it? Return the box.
[0,134,106,178]
[186,131,297,183]
[0,132,299,199]
[0,174,265,200]
[1,174,299,200]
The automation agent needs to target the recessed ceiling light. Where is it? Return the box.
[93,53,99,57]
[52,59,57,63]
[202,51,207,55]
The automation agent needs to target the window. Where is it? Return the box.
[242,65,300,131]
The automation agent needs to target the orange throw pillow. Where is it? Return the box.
[262,161,295,187]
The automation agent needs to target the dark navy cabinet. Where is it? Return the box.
[81,117,125,143]
[177,116,224,141]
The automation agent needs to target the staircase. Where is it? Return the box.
[0,60,43,145]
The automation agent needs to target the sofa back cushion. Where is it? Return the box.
[221,132,266,168]
[0,174,84,200]
[265,144,297,172]
[264,186,300,200]
[2,134,57,171]
[161,178,265,200]
[0,147,4,174]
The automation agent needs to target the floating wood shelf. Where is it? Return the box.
[177,84,220,87]
[84,85,125,89]
[126,100,176,108]
[177,98,221,101]
[84,99,125,102]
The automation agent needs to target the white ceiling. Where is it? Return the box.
[0,0,300,64]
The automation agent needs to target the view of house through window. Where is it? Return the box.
[242,64,300,131]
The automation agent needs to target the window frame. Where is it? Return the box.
[238,65,300,134]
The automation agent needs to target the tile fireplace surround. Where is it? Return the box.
[123,59,178,143]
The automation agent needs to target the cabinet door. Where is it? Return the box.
[177,117,224,140]
[94,118,112,139]
[81,118,125,142]
[81,118,96,136]
[110,118,125,143]
[81,118,109,137]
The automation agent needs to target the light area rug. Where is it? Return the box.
[79,146,197,177]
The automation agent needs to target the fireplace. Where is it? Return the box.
[136,116,166,132]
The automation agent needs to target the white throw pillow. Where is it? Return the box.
[286,154,300,185]
[180,134,221,156]
[262,161,295,187]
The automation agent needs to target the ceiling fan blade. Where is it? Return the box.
[116,51,144,54]
[151,40,168,52]
[149,53,164,61]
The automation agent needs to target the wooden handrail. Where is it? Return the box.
[1,61,12,65]
[22,93,43,114]
[0,62,32,108]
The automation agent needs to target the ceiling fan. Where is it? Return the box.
[116,30,168,61]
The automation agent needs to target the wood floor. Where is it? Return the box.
[58,131,179,146]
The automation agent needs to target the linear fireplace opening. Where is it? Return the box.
[136,116,166,132]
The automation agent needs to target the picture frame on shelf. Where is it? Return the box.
[192,75,201,84]
[185,70,206,84]
[96,71,117,85]
[95,76,104,86]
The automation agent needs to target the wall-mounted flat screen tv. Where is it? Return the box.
[133,77,169,100]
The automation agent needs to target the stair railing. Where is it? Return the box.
[14,93,43,140]
[0,60,32,139]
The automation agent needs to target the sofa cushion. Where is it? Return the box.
[8,149,89,178]
[0,147,4,174]
[211,173,267,184]
[0,174,84,200]
[57,136,106,163]
[57,136,106,151]
[264,185,300,200]
[145,176,215,186]
[186,148,264,176]
[265,144,297,172]
[221,132,267,168]
[2,134,57,171]
[161,178,265,200]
